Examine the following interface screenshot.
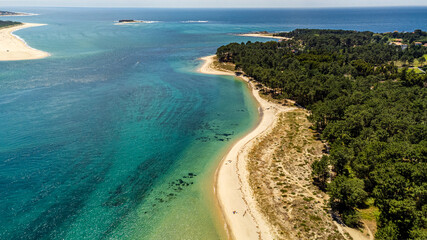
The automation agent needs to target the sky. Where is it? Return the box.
[1,0,427,8]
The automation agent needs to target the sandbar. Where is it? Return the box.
[236,33,290,41]
[0,23,50,61]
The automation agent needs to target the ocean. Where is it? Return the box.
[0,7,426,240]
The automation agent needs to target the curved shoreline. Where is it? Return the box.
[0,23,50,61]
[199,55,289,239]
[236,33,290,41]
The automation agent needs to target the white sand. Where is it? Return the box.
[0,23,50,61]
[198,55,235,76]
[199,55,290,239]
[236,33,290,40]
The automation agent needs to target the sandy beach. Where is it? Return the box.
[236,33,290,41]
[0,23,50,61]
[199,55,291,239]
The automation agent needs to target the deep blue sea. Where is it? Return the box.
[0,7,426,240]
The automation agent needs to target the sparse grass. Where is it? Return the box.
[358,198,380,221]
[411,67,424,73]
[208,56,241,75]
[413,54,427,67]
[309,215,322,221]
[247,109,343,239]
[359,206,380,221]
[397,66,424,73]
[356,198,379,237]
[212,59,236,72]
[395,54,427,71]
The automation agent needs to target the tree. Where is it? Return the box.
[418,56,425,66]
[311,155,329,189]
[408,57,415,66]
[376,222,400,240]
[329,175,367,209]
[328,175,368,226]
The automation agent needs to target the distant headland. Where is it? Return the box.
[0,10,34,16]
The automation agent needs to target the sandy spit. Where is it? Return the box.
[236,33,290,40]
[0,23,50,61]
[199,55,290,239]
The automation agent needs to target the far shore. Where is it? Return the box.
[199,55,291,239]
[236,33,290,40]
[0,13,39,17]
[0,23,50,61]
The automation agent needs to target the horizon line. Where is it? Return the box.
[3,5,427,9]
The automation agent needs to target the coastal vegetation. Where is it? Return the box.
[0,20,21,29]
[248,108,345,239]
[0,11,21,16]
[217,29,426,239]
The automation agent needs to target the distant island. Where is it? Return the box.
[115,20,159,25]
[202,29,426,240]
[115,20,143,25]
[118,19,141,23]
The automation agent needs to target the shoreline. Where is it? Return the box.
[236,33,290,40]
[0,23,50,61]
[199,55,290,239]
[0,13,39,17]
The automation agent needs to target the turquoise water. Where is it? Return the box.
[1,7,426,240]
